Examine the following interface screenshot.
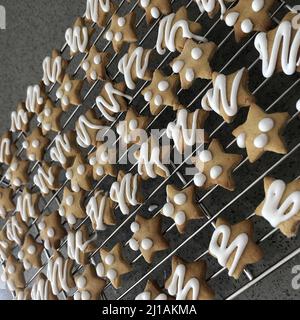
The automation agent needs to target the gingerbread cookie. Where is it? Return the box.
[0,131,15,165]
[255,177,300,238]
[209,217,263,279]
[18,234,43,270]
[10,102,33,133]
[193,139,242,191]
[134,136,170,180]
[165,256,214,300]
[50,131,80,169]
[201,68,255,123]
[76,109,106,148]
[42,49,68,86]
[156,6,206,55]
[65,17,93,56]
[254,12,300,78]
[166,109,209,154]
[59,186,86,227]
[1,255,25,291]
[6,213,28,246]
[110,171,144,215]
[25,83,46,114]
[139,0,172,24]
[74,264,106,300]
[38,211,67,251]
[22,127,50,162]
[81,45,109,83]
[37,100,63,135]
[47,251,75,295]
[86,190,116,231]
[105,12,138,53]
[16,187,40,225]
[135,280,169,300]
[232,103,290,163]
[67,225,96,265]
[5,156,30,188]
[224,0,275,42]
[194,0,233,18]
[85,0,116,28]
[171,40,216,89]
[56,74,84,111]
[0,230,14,261]
[65,155,93,192]
[33,162,62,196]
[142,70,182,116]
[96,242,132,289]
[31,274,57,300]
[118,44,153,90]
[162,184,205,233]
[129,214,169,263]
[0,187,15,219]
[15,288,32,300]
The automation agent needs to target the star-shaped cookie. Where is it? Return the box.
[31,274,58,300]
[165,256,215,300]
[162,184,205,233]
[136,280,170,300]
[171,40,217,89]
[16,187,40,225]
[96,242,132,289]
[56,74,84,111]
[201,68,255,123]
[0,131,15,165]
[209,217,264,279]
[224,0,275,42]
[6,213,28,246]
[25,83,46,114]
[59,186,86,227]
[81,45,109,83]
[194,0,234,18]
[105,12,138,53]
[10,102,33,133]
[192,139,243,191]
[37,99,63,135]
[139,0,172,24]
[0,187,15,219]
[255,177,300,238]
[5,156,30,188]
[85,0,116,28]
[1,255,26,291]
[232,103,290,163]
[74,264,106,300]
[129,214,169,263]
[142,70,182,115]
[22,127,50,162]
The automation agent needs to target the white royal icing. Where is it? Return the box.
[86,191,109,231]
[25,85,44,113]
[31,277,52,300]
[33,166,55,194]
[42,55,62,86]
[6,216,23,246]
[0,138,11,163]
[135,291,168,300]
[65,25,89,54]
[50,134,72,166]
[195,0,227,19]
[10,109,29,132]
[16,192,37,224]
[85,0,111,23]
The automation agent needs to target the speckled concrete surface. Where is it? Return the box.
[0,0,299,300]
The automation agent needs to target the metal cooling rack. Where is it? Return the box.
[1,0,300,300]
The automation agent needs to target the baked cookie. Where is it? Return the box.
[31,274,58,300]
[135,280,169,300]
[232,103,290,163]
[5,156,30,188]
[129,214,169,263]
[25,83,46,114]
[6,213,28,246]
[194,0,233,18]
[16,187,40,225]
[96,242,132,289]
[0,230,14,261]
[37,99,63,135]
[201,68,255,123]
[171,40,217,89]
[0,187,15,219]
[0,131,15,165]
[209,217,263,279]
[85,0,116,28]
[255,177,300,238]
[1,255,25,291]
[10,102,33,133]
[15,287,32,300]
[162,184,205,233]
[139,0,172,24]
[192,139,243,191]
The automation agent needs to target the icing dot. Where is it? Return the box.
[62,96,69,106]
[1,272,6,282]
[56,89,63,99]
[199,150,212,163]
[96,166,104,176]
[151,7,160,19]
[172,60,184,73]
[101,152,109,163]
[77,165,85,175]
[44,107,52,117]
[141,238,153,250]
[66,195,74,206]
[114,32,123,42]
[129,119,138,130]
[77,276,87,289]
[144,90,153,102]
[74,292,81,300]
[105,30,113,41]
[47,228,55,238]
[90,70,98,80]
[13,178,22,187]
[8,265,15,274]
[191,47,202,60]
[174,193,187,205]
[64,82,72,92]
[38,221,46,230]
[27,245,36,255]
[130,222,140,233]
[32,139,40,148]
[67,214,77,225]
[22,141,29,149]
[210,166,223,179]
[158,81,169,92]
[141,0,150,8]
[258,118,274,133]
[237,133,246,148]
[107,269,117,281]
[297,99,300,112]
[162,202,174,217]
[185,68,195,82]
[82,61,90,71]
[18,250,24,260]
[194,172,207,187]
[241,19,253,33]
[129,238,139,251]
[58,206,65,217]
[43,123,51,131]
[105,254,115,266]
[254,133,268,148]
[174,211,186,226]
[154,95,163,106]
[24,259,31,270]
[94,55,102,65]
[72,184,80,192]
[66,169,73,180]
[89,157,97,166]
[96,263,105,277]
[118,17,126,27]
[81,291,91,300]
[252,0,265,12]
[28,154,36,161]
[11,162,18,171]
[225,12,239,26]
